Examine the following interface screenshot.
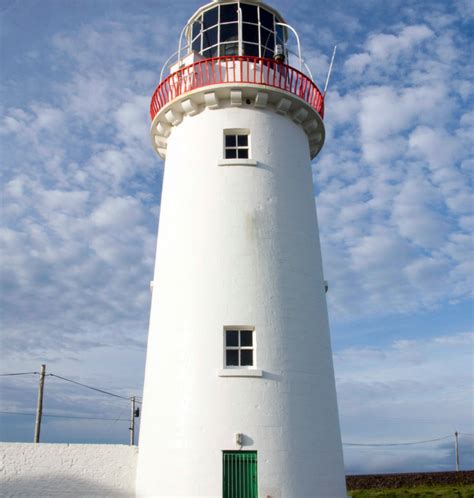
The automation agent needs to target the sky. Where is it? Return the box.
[0,0,473,475]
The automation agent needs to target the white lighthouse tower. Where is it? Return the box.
[136,1,347,496]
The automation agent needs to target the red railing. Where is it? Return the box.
[150,56,324,121]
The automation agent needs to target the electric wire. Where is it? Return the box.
[48,373,138,402]
[1,371,142,404]
[343,435,453,447]
[0,372,38,376]
[0,412,469,447]
[0,410,128,421]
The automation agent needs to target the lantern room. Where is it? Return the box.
[186,1,287,60]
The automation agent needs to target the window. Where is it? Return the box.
[225,328,254,367]
[225,133,249,159]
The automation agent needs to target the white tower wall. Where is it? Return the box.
[136,104,346,497]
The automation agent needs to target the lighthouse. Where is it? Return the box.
[136,0,347,496]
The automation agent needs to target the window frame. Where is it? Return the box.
[223,326,256,369]
[224,130,250,160]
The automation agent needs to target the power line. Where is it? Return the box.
[0,372,38,377]
[343,435,453,447]
[0,410,128,422]
[48,374,136,402]
[1,370,142,404]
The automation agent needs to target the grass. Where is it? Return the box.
[348,484,474,497]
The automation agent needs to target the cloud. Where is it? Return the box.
[315,11,473,320]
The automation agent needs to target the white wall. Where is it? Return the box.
[0,443,137,497]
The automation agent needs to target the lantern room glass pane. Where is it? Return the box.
[203,27,218,49]
[260,8,274,31]
[242,23,259,44]
[241,3,258,23]
[221,42,238,56]
[260,27,274,52]
[192,35,201,53]
[220,23,238,43]
[203,7,218,29]
[220,3,238,23]
[202,46,218,58]
[192,20,201,40]
[276,24,285,44]
[243,43,259,57]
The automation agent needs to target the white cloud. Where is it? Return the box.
[366,25,434,60]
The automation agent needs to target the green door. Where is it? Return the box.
[223,451,258,498]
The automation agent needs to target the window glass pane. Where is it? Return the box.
[225,135,236,147]
[237,135,248,146]
[242,23,259,44]
[260,8,274,31]
[203,27,218,49]
[192,20,201,40]
[241,3,258,23]
[276,24,286,44]
[220,23,238,43]
[225,148,237,159]
[203,7,218,29]
[226,349,239,366]
[263,48,274,59]
[202,47,218,58]
[263,46,274,59]
[221,42,239,56]
[261,27,274,53]
[237,148,249,159]
[243,43,259,57]
[226,330,239,346]
[192,35,201,53]
[220,3,238,23]
[240,330,253,347]
[240,350,253,366]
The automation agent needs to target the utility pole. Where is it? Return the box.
[455,431,460,471]
[130,396,136,446]
[34,364,46,443]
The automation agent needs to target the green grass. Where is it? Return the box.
[348,484,474,498]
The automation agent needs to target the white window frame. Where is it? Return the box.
[224,131,249,159]
[223,327,255,369]
[219,129,257,167]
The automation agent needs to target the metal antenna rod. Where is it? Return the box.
[323,45,337,96]
[34,364,46,443]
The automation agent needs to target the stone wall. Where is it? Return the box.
[0,442,137,497]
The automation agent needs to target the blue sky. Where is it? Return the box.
[1,0,473,474]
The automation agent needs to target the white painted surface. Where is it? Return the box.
[137,100,346,497]
[0,443,137,497]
